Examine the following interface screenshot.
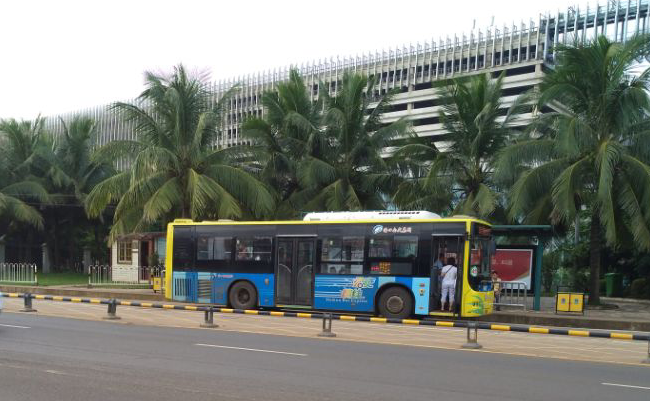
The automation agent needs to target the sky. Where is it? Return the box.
[0,0,577,120]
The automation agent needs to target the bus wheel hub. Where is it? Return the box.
[238,290,250,303]
[386,296,404,314]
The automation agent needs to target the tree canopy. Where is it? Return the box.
[85,64,275,240]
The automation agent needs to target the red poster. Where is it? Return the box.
[490,249,533,289]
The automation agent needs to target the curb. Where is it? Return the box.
[2,292,649,342]
[602,297,650,306]
[480,312,650,332]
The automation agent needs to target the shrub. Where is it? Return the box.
[629,278,650,300]
[572,268,590,293]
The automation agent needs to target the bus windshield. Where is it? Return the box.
[468,233,493,291]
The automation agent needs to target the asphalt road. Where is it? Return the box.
[0,312,649,401]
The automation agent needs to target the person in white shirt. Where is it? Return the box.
[440,257,457,312]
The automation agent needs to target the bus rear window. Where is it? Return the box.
[173,226,194,270]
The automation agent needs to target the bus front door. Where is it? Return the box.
[431,235,465,313]
[276,238,315,306]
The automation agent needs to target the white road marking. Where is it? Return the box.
[0,323,30,329]
[602,382,650,390]
[45,369,66,375]
[195,343,307,356]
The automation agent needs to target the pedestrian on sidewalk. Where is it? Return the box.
[491,271,502,311]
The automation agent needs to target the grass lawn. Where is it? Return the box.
[1,272,154,289]
[37,272,87,286]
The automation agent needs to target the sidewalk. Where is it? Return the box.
[480,296,650,331]
[1,284,649,331]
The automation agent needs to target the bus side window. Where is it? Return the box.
[235,237,272,262]
[368,235,418,275]
[320,236,364,274]
[196,236,232,261]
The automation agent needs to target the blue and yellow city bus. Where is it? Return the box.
[164,211,495,318]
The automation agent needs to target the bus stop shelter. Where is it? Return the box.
[491,225,553,311]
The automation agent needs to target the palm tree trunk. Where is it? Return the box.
[53,212,59,271]
[588,211,601,305]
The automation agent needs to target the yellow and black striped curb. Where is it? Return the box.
[2,292,648,342]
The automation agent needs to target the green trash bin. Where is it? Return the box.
[604,273,623,297]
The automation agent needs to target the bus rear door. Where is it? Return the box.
[276,237,316,306]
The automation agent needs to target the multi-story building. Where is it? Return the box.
[45,0,650,164]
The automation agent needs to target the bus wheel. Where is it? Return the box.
[229,281,257,310]
[378,287,412,319]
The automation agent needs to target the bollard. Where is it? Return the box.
[200,306,218,328]
[461,321,482,349]
[103,298,121,320]
[20,293,37,312]
[643,338,650,364]
[317,313,336,337]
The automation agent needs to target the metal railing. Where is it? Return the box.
[482,280,529,310]
[88,265,163,287]
[0,263,38,285]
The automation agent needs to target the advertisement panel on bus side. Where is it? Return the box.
[314,276,430,314]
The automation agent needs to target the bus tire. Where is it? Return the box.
[377,286,413,319]
[229,281,257,310]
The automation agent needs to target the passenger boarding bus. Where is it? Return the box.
[164,211,495,318]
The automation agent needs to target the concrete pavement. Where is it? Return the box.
[1,297,649,366]
[0,284,164,301]
[3,285,649,330]
[0,312,649,401]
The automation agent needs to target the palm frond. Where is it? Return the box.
[551,156,590,224]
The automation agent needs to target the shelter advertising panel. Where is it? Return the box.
[490,248,533,289]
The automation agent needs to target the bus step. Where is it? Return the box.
[426,311,456,318]
[276,304,312,310]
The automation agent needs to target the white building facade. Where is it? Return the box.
[44,1,650,160]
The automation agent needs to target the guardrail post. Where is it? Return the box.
[643,338,650,364]
[103,298,121,320]
[20,293,37,312]
[200,306,218,328]
[461,321,482,349]
[317,313,336,337]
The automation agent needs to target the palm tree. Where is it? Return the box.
[297,72,409,211]
[394,73,527,219]
[498,35,650,304]
[0,118,49,229]
[86,65,274,239]
[240,69,323,218]
[42,116,115,267]
[48,116,115,202]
